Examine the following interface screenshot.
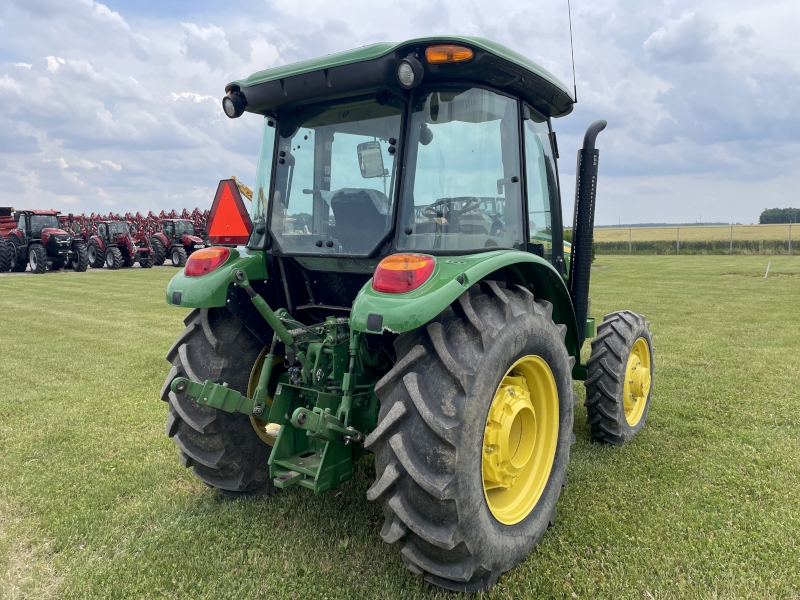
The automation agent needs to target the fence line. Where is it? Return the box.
[590,224,797,255]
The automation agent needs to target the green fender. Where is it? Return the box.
[165,247,268,308]
[349,250,583,371]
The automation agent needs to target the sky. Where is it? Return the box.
[1,0,798,226]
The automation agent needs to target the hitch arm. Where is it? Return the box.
[171,377,257,415]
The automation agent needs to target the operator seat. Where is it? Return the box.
[330,188,388,254]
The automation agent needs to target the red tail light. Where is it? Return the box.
[185,247,230,277]
[372,254,435,294]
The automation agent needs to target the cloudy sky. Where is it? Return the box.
[1,0,798,225]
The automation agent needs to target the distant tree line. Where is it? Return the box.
[760,208,800,224]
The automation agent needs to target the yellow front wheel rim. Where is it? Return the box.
[482,355,559,525]
[623,338,652,427]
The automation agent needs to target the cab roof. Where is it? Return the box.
[227,36,575,119]
[23,209,59,216]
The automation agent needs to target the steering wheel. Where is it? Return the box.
[422,196,482,221]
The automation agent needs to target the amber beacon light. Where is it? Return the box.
[425,45,474,64]
[372,254,436,293]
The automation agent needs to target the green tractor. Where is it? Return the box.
[162,37,654,592]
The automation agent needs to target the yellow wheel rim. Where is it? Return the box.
[247,348,283,446]
[623,338,652,427]
[482,355,559,525]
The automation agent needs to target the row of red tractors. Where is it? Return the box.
[0,207,208,274]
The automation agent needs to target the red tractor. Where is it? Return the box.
[149,218,207,267]
[0,208,89,273]
[86,220,153,269]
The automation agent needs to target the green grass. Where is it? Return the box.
[1,257,799,599]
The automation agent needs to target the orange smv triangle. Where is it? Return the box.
[207,179,253,245]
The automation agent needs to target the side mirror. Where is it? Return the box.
[357,141,387,178]
[68,213,74,223]
[12,212,19,223]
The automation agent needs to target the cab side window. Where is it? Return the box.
[523,108,559,262]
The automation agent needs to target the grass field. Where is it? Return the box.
[1,257,799,599]
[590,225,796,255]
[593,224,794,243]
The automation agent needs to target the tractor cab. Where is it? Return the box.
[162,219,196,242]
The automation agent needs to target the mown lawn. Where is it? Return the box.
[1,257,798,599]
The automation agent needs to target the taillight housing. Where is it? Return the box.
[184,247,230,277]
[372,254,435,294]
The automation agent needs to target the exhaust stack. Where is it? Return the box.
[568,120,607,347]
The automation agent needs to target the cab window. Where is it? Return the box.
[398,87,523,253]
[523,108,559,262]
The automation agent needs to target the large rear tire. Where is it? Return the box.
[87,241,104,269]
[29,244,47,274]
[0,237,12,272]
[71,244,89,272]
[366,281,574,592]
[150,238,166,265]
[162,308,274,496]
[584,311,654,445]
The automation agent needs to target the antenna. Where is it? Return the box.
[567,0,578,102]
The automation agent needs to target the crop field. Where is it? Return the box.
[592,224,796,255]
[1,256,799,599]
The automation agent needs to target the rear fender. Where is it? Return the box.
[153,232,169,248]
[349,250,582,371]
[89,235,105,251]
[165,247,267,308]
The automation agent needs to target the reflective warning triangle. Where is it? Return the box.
[207,179,253,245]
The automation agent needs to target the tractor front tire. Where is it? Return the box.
[0,237,12,272]
[171,246,188,267]
[367,281,574,592]
[150,238,166,266]
[139,257,153,268]
[162,307,274,496]
[87,241,104,269]
[29,244,47,274]
[585,311,654,445]
[123,256,135,268]
[105,247,123,270]
[50,259,65,271]
[71,244,89,272]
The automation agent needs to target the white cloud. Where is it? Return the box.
[45,56,65,72]
[0,0,797,224]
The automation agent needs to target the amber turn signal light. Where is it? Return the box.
[372,254,436,294]
[185,247,230,277]
[425,45,474,64]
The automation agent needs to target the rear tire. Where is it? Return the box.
[105,247,123,270]
[162,307,274,496]
[171,246,187,267]
[366,281,574,592]
[0,237,12,272]
[585,311,654,445]
[71,244,89,272]
[150,238,166,265]
[87,241,104,269]
[29,244,47,274]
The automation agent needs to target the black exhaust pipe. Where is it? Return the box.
[568,120,607,347]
